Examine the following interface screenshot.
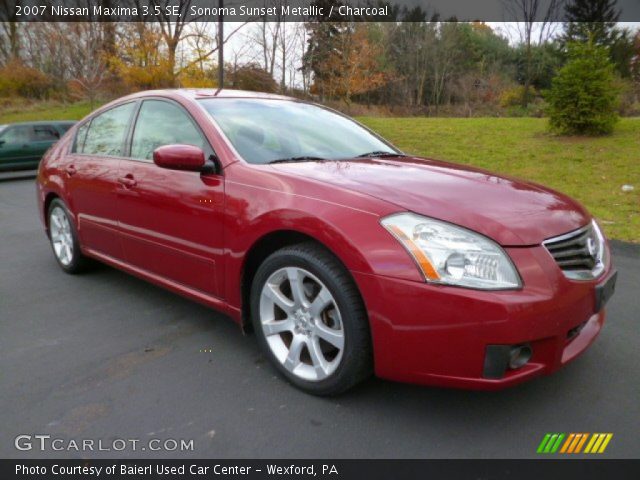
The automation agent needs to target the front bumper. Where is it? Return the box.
[353,245,615,390]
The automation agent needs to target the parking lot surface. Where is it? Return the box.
[1,178,638,458]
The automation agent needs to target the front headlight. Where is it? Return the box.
[381,213,521,290]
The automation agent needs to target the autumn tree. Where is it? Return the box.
[143,0,195,84]
[138,1,246,86]
[108,23,174,90]
[312,24,390,105]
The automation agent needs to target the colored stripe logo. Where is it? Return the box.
[537,433,613,454]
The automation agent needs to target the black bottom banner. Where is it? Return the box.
[3,459,639,480]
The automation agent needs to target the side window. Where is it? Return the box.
[73,122,90,153]
[32,125,60,141]
[131,100,207,160]
[82,103,135,157]
[1,126,33,145]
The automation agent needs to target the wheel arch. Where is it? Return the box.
[239,228,367,332]
[43,191,61,235]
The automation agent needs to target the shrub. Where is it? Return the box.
[178,65,216,88]
[0,60,53,99]
[546,41,620,135]
[230,64,278,93]
[617,78,640,116]
[500,85,529,108]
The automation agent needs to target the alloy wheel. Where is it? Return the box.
[259,267,345,382]
[49,206,74,266]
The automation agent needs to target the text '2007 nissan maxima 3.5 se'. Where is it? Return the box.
[36,89,617,395]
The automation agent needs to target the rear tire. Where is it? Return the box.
[251,242,372,395]
[47,198,90,274]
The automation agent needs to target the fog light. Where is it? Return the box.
[509,344,532,369]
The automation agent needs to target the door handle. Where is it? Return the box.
[65,165,77,176]
[117,175,137,188]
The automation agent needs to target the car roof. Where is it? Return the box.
[81,89,311,124]
[118,88,296,103]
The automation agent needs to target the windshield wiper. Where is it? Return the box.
[268,156,327,164]
[356,151,407,158]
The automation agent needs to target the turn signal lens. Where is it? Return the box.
[386,225,440,280]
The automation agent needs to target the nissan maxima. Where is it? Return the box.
[36,89,617,395]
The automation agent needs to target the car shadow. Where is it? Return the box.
[76,258,610,425]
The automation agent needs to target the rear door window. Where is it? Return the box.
[81,103,136,157]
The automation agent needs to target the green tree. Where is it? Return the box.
[546,41,619,135]
[563,0,619,47]
[301,0,348,100]
[562,0,636,78]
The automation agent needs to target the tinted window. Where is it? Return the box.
[32,125,60,141]
[131,100,207,160]
[0,126,32,144]
[82,103,135,156]
[199,99,396,164]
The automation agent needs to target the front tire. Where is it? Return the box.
[251,243,372,395]
[48,198,89,274]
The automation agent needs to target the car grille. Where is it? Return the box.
[543,222,605,280]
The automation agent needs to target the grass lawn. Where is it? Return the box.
[359,117,639,243]
[0,100,96,124]
[1,102,637,242]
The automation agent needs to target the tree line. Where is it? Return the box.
[0,0,638,118]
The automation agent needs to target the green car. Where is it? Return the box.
[0,121,76,172]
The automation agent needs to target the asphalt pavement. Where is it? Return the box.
[1,178,638,459]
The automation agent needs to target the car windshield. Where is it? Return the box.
[199,98,398,164]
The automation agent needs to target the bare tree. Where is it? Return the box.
[0,0,22,64]
[298,22,316,94]
[277,17,304,92]
[176,22,248,81]
[502,0,564,106]
[285,22,307,92]
[252,1,286,76]
[184,22,217,75]
[66,23,109,108]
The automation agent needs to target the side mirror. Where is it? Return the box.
[153,144,205,172]
[0,140,5,147]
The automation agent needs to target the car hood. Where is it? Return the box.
[270,157,590,246]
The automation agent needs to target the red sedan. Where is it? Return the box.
[36,89,617,395]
